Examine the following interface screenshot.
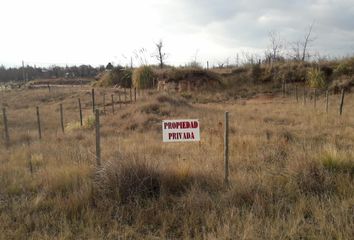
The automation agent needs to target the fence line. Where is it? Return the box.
[1,85,353,186]
[1,87,140,148]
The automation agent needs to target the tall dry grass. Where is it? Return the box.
[0,86,353,239]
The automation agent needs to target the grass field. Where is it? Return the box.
[0,86,353,239]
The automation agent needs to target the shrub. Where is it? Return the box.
[334,58,354,76]
[95,159,161,204]
[132,66,155,89]
[110,66,132,88]
[250,63,262,83]
[307,68,326,88]
[64,115,95,131]
[94,155,221,204]
[94,67,132,87]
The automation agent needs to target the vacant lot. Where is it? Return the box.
[0,87,353,239]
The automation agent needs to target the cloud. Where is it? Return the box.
[0,0,353,66]
[155,0,354,59]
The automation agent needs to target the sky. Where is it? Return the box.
[1,0,354,67]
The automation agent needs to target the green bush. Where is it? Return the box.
[307,68,326,88]
[132,66,155,89]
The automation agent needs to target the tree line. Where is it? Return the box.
[0,64,106,83]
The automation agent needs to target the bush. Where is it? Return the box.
[166,67,220,82]
[94,155,221,204]
[95,159,161,204]
[94,67,132,87]
[307,68,326,88]
[250,63,262,83]
[110,67,132,88]
[334,58,354,76]
[132,66,155,89]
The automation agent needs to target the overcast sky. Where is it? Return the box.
[1,0,354,67]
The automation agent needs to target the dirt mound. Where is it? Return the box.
[157,68,222,92]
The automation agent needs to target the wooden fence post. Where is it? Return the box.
[36,106,42,140]
[124,87,127,103]
[47,83,51,93]
[134,87,137,103]
[111,94,115,114]
[95,109,101,167]
[2,108,9,148]
[224,111,229,186]
[326,90,329,113]
[60,103,64,133]
[339,89,345,115]
[78,98,83,126]
[91,88,95,113]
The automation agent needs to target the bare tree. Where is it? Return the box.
[265,31,284,63]
[154,40,168,69]
[290,41,301,61]
[301,22,315,61]
[291,22,315,61]
[242,51,261,65]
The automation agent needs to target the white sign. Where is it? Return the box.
[162,119,200,142]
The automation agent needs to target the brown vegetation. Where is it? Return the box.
[0,78,354,239]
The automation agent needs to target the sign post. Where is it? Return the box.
[162,119,200,142]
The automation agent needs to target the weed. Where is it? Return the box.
[84,115,96,129]
[320,146,354,175]
[132,66,155,89]
[307,67,326,88]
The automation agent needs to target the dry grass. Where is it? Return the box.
[0,87,354,239]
